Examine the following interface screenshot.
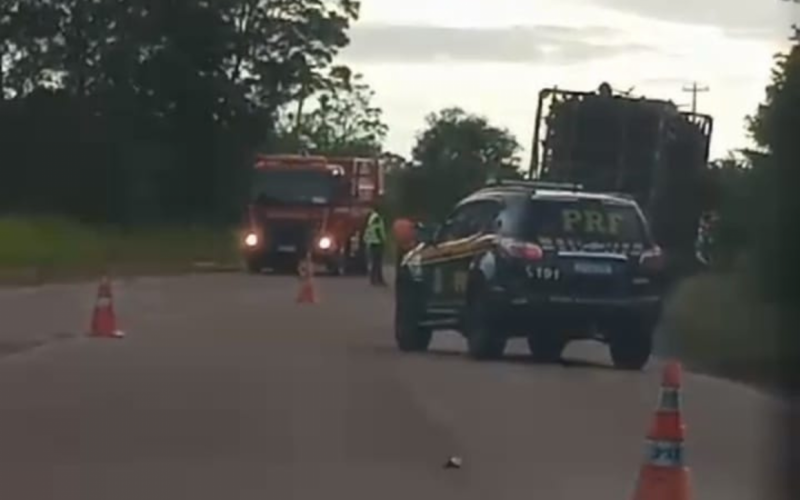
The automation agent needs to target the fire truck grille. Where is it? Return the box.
[269,222,314,253]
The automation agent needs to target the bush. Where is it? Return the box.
[660,268,782,387]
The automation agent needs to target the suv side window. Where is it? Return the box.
[436,206,471,242]
[438,200,501,242]
[469,200,503,235]
[495,196,525,236]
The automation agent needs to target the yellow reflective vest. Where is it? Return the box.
[363,211,387,245]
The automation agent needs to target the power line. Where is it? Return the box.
[681,82,709,114]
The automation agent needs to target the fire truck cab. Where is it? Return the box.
[241,154,384,275]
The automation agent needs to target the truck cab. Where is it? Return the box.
[241,154,383,275]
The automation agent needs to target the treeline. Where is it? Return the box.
[1,0,798,274]
[0,0,361,224]
[746,28,800,305]
[700,27,799,274]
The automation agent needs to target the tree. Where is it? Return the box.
[275,66,388,156]
[391,107,522,220]
[699,154,758,267]
[746,27,800,303]
[748,25,800,486]
[749,29,800,159]
[0,1,65,98]
[378,151,409,173]
[0,0,361,223]
[742,27,800,415]
[2,0,360,109]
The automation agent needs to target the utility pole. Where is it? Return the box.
[682,82,709,114]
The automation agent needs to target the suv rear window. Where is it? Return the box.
[518,198,648,244]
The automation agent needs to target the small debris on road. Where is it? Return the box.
[443,456,463,469]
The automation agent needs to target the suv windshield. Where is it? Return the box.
[519,198,648,244]
[250,169,337,205]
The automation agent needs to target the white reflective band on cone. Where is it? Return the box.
[96,297,112,307]
[645,439,685,467]
[657,387,681,411]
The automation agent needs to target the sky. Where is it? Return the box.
[338,0,800,165]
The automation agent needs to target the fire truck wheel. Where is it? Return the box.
[270,260,298,275]
[344,241,368,275]
[326,254,346,276]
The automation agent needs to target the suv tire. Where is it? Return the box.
[464,290,506,360]
[608,321,654,370]
[526,331,567,363]
[394,281,432,352]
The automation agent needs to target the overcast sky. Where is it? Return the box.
[339,0,799,164]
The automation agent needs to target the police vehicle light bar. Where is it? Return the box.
[484,179,584,191]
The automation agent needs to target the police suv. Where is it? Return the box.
[394,180,666,370]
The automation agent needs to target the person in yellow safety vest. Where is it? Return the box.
[363,205,388,286]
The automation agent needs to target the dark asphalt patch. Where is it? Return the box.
[0,332,78,359]
[0,340,46,357]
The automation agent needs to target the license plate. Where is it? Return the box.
[573,261,613,275]
[277,245,297,253]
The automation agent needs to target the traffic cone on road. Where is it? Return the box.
[630,360,691,500]
[89,276,124,338]
[296,255,318,304]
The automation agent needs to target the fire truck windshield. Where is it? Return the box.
[250,169,338,205]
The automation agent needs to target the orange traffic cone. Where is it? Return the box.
[630,360,691,500]
[296,255,318,304]
[90,276,124,338]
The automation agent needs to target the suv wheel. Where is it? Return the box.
[526,331,566,363]
[608,320,654,370]
[464,292,506,360]
[394,281,432,352]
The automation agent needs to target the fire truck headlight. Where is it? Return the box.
[244,233,258,247]
[318,236,333,250]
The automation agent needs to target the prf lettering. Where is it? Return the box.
[562,209,624,235]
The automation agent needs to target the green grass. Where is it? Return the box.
[0,217,240,284]
[660,269,783,389]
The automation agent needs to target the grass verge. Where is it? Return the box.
[0,217,240,285]
[659,269,783,391]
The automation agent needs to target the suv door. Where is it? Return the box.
[425,200,502,310]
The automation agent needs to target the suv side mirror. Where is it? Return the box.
[416,223,437,244]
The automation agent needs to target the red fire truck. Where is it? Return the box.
[240,154,385,275]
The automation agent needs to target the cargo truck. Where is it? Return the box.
[528,83,714,277]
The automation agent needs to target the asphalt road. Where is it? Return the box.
[0,273,788,499]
